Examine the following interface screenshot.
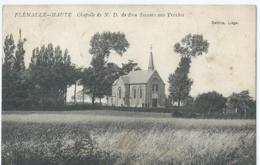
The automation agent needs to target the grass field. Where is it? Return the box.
[2,110,256,165]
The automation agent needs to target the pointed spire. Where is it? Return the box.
[19,28,21,41]
[148,44,154,70]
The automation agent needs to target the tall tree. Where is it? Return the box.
[13,29,28,107]
[3,30,28,109]
[82,32,129,104]
[3,34,16,71]
[2,34,16,109]
[13,29,26,72]
[168,57,193,107]
[169,34,209,106]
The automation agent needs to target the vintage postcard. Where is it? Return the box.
[2,5,256,165]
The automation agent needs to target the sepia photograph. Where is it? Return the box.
[1,5,256,165]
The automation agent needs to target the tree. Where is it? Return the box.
[81,56,107,104]
[226,90,254,118]
[102,62,121,97]
[12,29,28,107]
[81,57,121,104]
[3,34,16,71]
[28,44,78,105]
[72,68,83,104]
[120,60,141,75]
[168,57,193,107]
[81,67,96,104]
[174,34,209,58]
[2,34,16,109]
[169,34,209,106]
[194,91,227,114]
[2,30,28,109]
[89,32,129,58]
[13,29,26,72]
[82,32,129,104]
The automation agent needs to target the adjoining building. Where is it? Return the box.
[108,47,165,107]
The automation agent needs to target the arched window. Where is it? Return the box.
[152,84,159,92]
[139,87,142,98]
[133,88,136,98]
[118,87,121,98]
[152,78,159,92]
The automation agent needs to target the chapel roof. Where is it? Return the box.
[127,70,155,84]
[113,70,156,85]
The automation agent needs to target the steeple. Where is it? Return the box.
[19,28,21,41]
[148,45,155,70]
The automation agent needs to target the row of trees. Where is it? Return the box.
[2,30,140,109]
[3,30,255,116]
[3,30,80,108]
[193,90,255,117]
[168,34,255,116]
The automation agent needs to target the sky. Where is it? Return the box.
[2,5,256,100]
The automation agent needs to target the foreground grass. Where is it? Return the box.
[2,110,256,165]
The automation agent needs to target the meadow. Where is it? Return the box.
[2,110,256,165]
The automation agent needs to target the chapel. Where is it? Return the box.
[108,47,165,108]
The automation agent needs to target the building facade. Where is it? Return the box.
[108,49,165,108]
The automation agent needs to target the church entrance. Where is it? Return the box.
[152,99,157,107]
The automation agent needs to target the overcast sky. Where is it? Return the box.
[3,5,256,99]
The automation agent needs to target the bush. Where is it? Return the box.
[194,91,227,114]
